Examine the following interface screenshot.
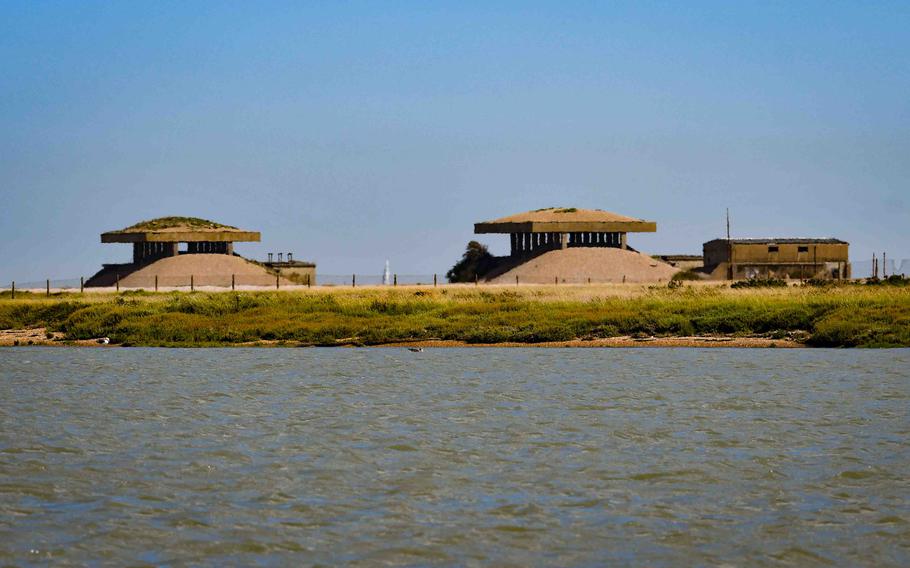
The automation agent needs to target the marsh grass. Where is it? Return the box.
[1,284,907,347]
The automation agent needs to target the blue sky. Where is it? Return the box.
[1,1,908,280]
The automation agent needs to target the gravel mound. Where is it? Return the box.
[117,254,288,287]
[488,248,678,284]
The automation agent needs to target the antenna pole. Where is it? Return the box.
[726,208,730,240]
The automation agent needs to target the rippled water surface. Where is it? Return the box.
[1,348,908,566]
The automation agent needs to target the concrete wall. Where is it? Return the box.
[703,241,850,280]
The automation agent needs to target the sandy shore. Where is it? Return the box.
[0,328,109,347]
[1,328,803,348]
[372,336,803,348]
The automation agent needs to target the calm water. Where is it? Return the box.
[1,348,908,566]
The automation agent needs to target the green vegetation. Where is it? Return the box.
[446,241,498,283]
[531,207,578,213]
[865,275,910,287]
[730,277,788,289]
[1,284,908,348]
[120,216,238,232]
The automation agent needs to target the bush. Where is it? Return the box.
[866,275,909,287]
[731,278,788,289]
[446,241,498,283]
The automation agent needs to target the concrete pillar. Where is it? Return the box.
[621,233,627,250]
[510,233,517,256]
[560,233,568,249]
[226,242,233,256]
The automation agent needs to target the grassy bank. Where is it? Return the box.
[0,283,908,347]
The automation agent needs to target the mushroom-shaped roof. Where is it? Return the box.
[101,216,261,243]
[475,208,656,234]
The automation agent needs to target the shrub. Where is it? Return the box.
[446,241,498,283]
[731,278,787,289]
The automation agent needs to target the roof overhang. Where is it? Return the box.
[474,221,657,234]
[101,231,261,243]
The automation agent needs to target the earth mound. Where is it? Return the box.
[87,254,289,288]
[487,248,678,284]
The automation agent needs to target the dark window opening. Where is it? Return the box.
[768,245,779,253]
[798,246,809,253]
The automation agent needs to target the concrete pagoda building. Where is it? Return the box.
[470,208,676,284]
[475,207,657,257]
[86,217,306,288]
[101,217,261,263]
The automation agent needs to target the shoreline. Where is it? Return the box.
[1,327,802,348]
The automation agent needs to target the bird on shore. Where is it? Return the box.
[97,337,110,345]
[408,347,424,352]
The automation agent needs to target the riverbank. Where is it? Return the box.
[0,282,907,347]
[0,327,802,348]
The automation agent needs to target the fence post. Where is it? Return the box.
[276,273,280,290]
[11,281,14,300]
[434,274,437,287]
[516,275,519,286]
[352,274,356,288]
[155,275,158,292]
[622,275,626,284]
[588,277,591,285]
[232,274,235,291]
[116,274,120,292]
[191,275,194,292]
[394,274,397,286]
[474,274,478,286]
[554,276,558,286]
[46,279,50,297]
[80,276,84,294]
[307,274,311,288]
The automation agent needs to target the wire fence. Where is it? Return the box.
[2,260,907,295]
[0,274,448,294]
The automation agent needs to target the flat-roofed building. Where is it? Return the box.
[474,207,657,256]
[655,254,704,271]
[101,216,260,264]
[702,238,849,280]
[85,216,315,288]
[465,207,677,283]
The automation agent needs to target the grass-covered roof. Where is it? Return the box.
[118,217,240,233]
